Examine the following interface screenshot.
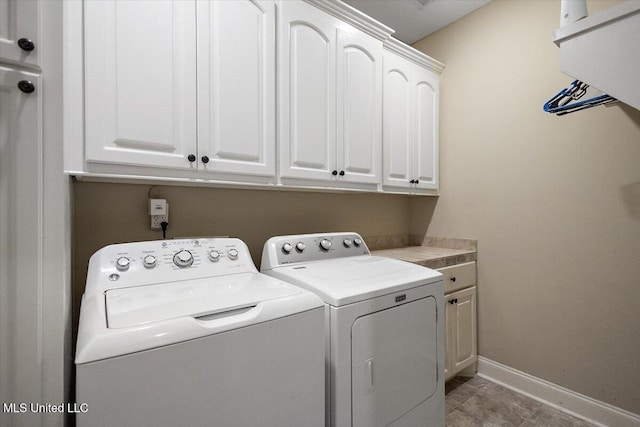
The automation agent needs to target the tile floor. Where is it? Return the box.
[446,376,597,426]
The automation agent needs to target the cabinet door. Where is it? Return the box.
[382,52,412,189]
[444,296,454,381]
[413,67,439,190]
[0,0,39,68]
[279,1,336,181]
[0,67,42,423]
[84,0,197,169]
[197,0,275,178]
[446,287,477,377]
[336,29,382,184]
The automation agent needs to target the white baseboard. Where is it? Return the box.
[477,356,640,427]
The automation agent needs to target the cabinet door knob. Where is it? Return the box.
[450,276,456,282]
[187,154,196,162]
[17,38,35,52]
[409,179,415,184]
[415,179,419,184]
[339,170,345,176]
[201,156,210,164]
[331,170,338,176]
[17,80,35,93]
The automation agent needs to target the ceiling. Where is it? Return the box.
[343,0,492,44]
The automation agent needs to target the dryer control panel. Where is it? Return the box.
[261,232,370,269]
[85,238,255,297]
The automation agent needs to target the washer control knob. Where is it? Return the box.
[343,239,353,248]
[319,239,332,251]
[143,255,157,269]
[296,242,306,252]
[208,250,220,262]
[116,257,130,271]
[282,243,293,254]
[353,238,362,247]
[173,250,194,268]
[227,249,239,260]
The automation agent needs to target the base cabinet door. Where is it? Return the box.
[84,0,197,169]
[445,286,477,380]
[196,0,275,178]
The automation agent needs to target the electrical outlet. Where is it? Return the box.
[151,204,169,230]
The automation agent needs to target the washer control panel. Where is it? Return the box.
[261,232,370,268]
[85,238,255,296]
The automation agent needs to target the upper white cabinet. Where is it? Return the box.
[336,30,382,185]
[278,0,389,188]
[278,1,336,182]
[84,0,197,170]
[196,0,275,178]
[383,53,412,188]
[81,0,276,179]
[383,39,443,193]
[0,0,40,69]
[67,0,443,194]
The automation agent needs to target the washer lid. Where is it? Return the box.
[267,256,442,306]
[76,272,323,364]
[106,272,301,329]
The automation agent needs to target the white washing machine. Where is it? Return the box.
[75,237,325,427]
[261,232,445,427]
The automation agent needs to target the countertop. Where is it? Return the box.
[371,245,476,270]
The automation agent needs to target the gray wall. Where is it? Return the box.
[413,0,640,414]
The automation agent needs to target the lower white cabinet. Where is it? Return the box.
[439,262,477,381]
[445,286,477,380]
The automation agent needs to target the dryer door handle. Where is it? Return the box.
[364,357,375,396]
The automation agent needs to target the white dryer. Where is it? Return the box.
[75,237,325,427]
[261,232,445,427]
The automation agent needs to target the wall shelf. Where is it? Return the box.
[553,1,640,110]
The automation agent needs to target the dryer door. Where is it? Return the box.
[351,296,438,427]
